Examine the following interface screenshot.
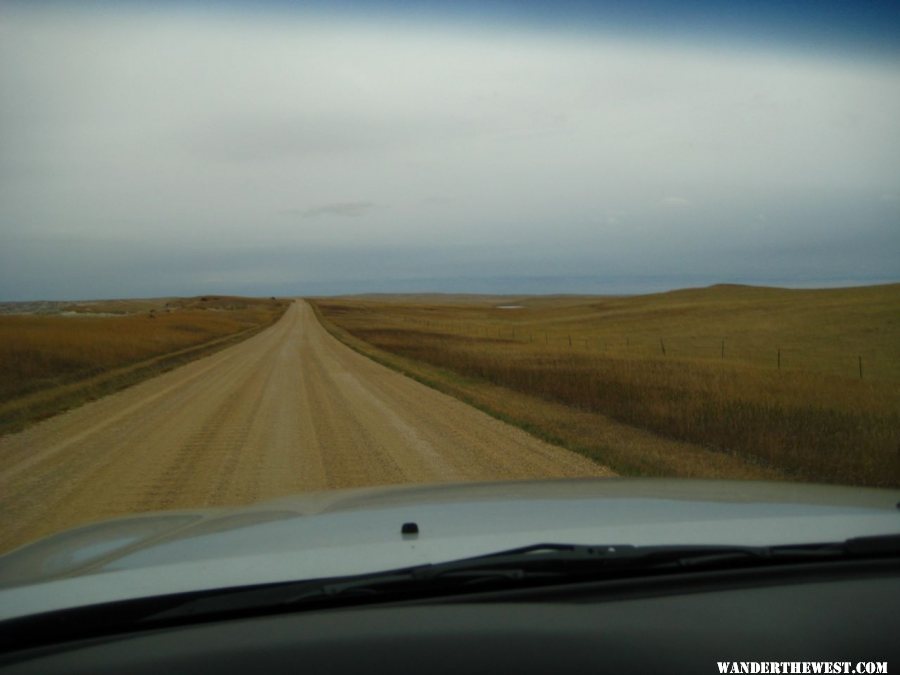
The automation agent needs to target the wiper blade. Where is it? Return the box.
[424,534,900,575]
[149,535,900,621]
[5,535,898,653]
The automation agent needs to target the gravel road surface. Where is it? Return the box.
[0,300,610,552]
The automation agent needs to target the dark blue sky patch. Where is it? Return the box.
[113,0,900,57]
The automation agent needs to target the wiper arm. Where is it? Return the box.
[5,535,897,653]
[422,534,900,576]
[150,534,900,620]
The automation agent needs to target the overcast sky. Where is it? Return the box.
[1,1,898,299]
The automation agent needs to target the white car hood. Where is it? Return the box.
[1,478,898,620]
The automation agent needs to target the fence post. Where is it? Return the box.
[858,355,863,380]
[568,335,572,348]
[660,338,666,356]
[777,349,781,370]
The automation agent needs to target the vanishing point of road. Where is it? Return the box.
[0,300,611,552]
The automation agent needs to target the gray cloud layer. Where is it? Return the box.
[0,7,898,299]
[284,202,379,219]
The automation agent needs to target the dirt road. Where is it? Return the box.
[0,301,610,552]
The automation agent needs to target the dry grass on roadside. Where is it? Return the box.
[313,284,900,487]
[0,296,288,432]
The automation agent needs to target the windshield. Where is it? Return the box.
[0,0,898,566]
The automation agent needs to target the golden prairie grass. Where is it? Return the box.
[0,296,288,432]
[313,284,900,487]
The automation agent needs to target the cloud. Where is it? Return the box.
[1,7,899,299]
[281,202,378,219]
[661,197,692,208]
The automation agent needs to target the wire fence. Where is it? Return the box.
[387,316,899,382]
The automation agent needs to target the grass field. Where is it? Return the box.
[313,284,900,487]
[0,296,289,434]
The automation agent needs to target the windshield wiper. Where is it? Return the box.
[290,535,900,599]
[146,534,900,621]
[4,535,898,652]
